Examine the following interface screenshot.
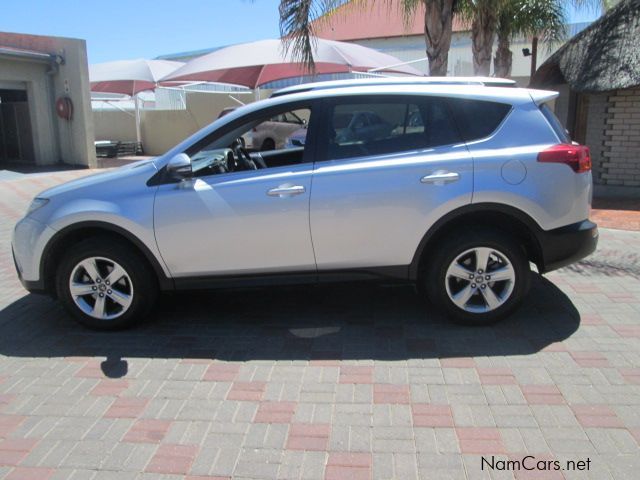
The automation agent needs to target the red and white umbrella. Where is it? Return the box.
[162,38,422,88]
[90,59,184,96]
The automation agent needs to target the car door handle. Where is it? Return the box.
[267,185,306,197]
[421,171,460,185]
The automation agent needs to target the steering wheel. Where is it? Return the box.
[225,150,236,172]
[234,144,257,170]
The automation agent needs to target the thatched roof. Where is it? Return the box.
[530,0,640,92]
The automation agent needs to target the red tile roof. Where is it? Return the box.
[312,0,468,41]
[0,32,56,54]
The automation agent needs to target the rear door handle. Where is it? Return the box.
[421,171,460,185]
[267,185,306,197]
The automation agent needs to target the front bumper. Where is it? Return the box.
[538,220,599,273]
[12,247,46,293]
[12,216,57,294]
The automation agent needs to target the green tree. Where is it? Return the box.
[278,0,457,76]
[493,0,566,77]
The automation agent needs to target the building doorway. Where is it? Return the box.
[0,87,35,164]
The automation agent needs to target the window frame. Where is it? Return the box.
[315,94,464,164]
[152,99,320,185]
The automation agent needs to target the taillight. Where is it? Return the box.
[537,144,591,173]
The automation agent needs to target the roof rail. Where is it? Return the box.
[270,76,517,98]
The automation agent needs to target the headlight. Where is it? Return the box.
[26,197,49,216]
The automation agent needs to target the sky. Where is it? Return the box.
[2,0,601,64]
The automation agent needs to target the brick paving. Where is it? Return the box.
[1,169,640,479]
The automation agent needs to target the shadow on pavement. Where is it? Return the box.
[0,275,579,373]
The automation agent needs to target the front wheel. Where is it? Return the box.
[423,229,531,325]
[55,238,158,330]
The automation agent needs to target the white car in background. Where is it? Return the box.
[251,110,307,151]
[218,108,307,151]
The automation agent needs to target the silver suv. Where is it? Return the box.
[12,79,598,329]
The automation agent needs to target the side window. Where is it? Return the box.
[540,103,570,143]
[447,98,512,142]
[326,97,460,161]
[187,106,312,177]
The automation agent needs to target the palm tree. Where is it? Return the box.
[493,0,566,78]
[458,0,503,76]
[278,0,457,76]
[462,0,604,76]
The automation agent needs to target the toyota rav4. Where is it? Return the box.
[12,78,598,329]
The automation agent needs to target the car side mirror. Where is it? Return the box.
[166,153,192,180]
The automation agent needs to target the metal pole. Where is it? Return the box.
[134,93,141,150]
[530,37,538,79]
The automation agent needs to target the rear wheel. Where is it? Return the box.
[423,229,531,325]
[55,238,158,330]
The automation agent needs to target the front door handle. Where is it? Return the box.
[267,185,306,197]
[421,170,460,185]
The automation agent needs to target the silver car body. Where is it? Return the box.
[13,84,591,288]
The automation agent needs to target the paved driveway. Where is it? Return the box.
[1,170,640,480]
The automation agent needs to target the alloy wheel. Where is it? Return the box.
[444,247,516,314]
[68,256,134,320]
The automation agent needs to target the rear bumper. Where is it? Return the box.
[538,220,598,273]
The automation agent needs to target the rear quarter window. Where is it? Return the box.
[540,103,570,143]
[447,98,512,142]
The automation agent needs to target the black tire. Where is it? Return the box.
[55,237,158,330]
[261,138,275,151]
[423,228,531,326]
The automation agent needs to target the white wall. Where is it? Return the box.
[353,33,557,80]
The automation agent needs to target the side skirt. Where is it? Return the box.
[172,265,410,291]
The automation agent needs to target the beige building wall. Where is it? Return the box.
[93,110,137,142]
[96,90,272,156]
[0,32,96,167]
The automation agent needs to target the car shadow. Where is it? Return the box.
[0,274,580,377]
[0,275,580,377]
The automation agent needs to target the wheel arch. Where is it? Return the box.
[41,221,174,295]
[409,203,545,280]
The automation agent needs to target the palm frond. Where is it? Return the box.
[499,0,567,48]
[279,0,347,70]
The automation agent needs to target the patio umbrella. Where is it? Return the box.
[162,38,422,89]
[90,59,184,96]
[90,59,184,146]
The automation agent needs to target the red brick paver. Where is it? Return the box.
[5,467,55,480]
[0,438,38,467]
[104,397,149,419]
[226,381,266,401]
[254,401,297,423]
[456,427,506,454]
[339,366,374,384]
[325,452,371,480]
[286,423,331,451]
[412,404,454,427]
[146,444,199,475]
[124,419,172,443]
[572,405,624,428]
[373,384,410,404]
[521,385,566,405]
[477,367,517,385]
